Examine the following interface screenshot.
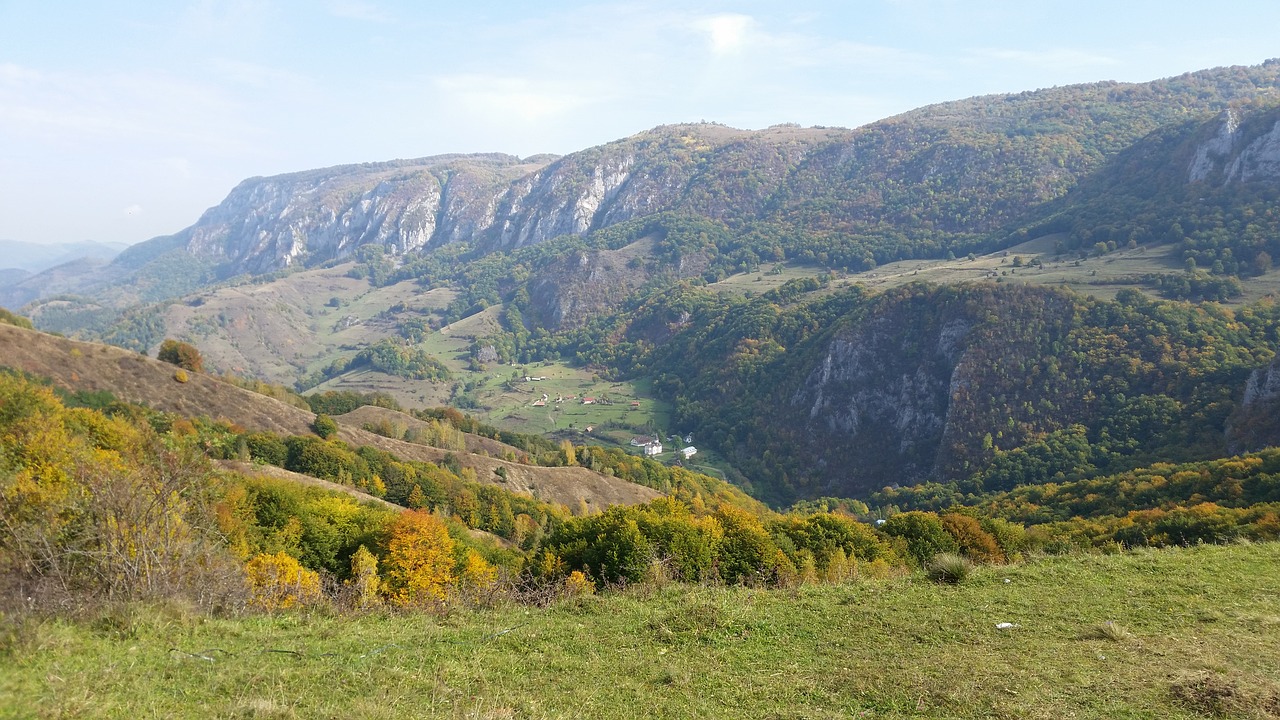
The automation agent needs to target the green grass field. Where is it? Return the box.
[711,235,1280,306]
[5,542,1278,719]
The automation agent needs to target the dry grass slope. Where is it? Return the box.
[0,323,660,510]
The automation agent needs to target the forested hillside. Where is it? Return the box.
[8,61,1280,513]
[11,60,1280,320]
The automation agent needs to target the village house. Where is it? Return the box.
[680,446,697,459]
[644,440,663,456]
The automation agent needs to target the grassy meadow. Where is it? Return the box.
[4,542,1279,719]
[711,235,1280,305]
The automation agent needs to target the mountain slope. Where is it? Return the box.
[0,322,659,509]
[17,60,1280,316]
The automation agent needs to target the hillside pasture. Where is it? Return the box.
[4,542,1278,718]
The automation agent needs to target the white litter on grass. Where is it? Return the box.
[995,622,1019,630]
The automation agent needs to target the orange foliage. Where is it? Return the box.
[382,510,457,606]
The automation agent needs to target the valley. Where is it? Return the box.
[14,0,1280,713]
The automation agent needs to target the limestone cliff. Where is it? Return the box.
[1227,354,1280,452]
[1188,107,1280,184]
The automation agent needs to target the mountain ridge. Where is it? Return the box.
[11,60,1280,314]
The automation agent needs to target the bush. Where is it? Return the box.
[244,433,289,466]
[312,414,339,440]
[0,307,34,330]
[941,513,1004,564]
[173,369,189,383]
[925,552,972,584]
[157,339,204,372]
[882,511,959,566]
[245,551,322,610]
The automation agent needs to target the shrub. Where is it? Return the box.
[715,506,782,585]
[346,545,381,609]
[563,570,595,597]
[173,369,189,383]
[925,552,972,584]
[882,511,959,566]
[0,307,34,329]
[156,339,204,372]
[244,433,289,466]
[941,513,1004,564]
[245,551,322,610]
[312,414,339,440]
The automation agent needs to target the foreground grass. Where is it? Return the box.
[3,543,1279,719]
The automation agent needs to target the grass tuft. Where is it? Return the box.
[1081,620,1133,642]
[925,552,972,584]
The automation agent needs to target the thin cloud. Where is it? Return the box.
[694,14,756,56]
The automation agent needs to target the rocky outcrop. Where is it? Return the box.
[181,155,540,274]
[790,304,974,493]
[120,124,837,278]
[1188,107,1280,184]
[1228,355,1280,453]
[525,238,710,331]
[1243,356,1280,406]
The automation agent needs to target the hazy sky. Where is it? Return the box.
[2,0,1278,246]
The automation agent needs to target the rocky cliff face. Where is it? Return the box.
[1188,107,1280,184]
[1227,354,1280,452]
[181,155,542,274]
[524,237,711,331]
[769,285,1086,499]
[790,304,973,492]
[126,124,829,276]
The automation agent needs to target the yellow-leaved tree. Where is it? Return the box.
[382,510,456,606]
[245,551,321,610]
[458,549,497,592]
[348,544,381,609]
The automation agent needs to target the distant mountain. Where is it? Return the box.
[14,60,1280,316]
[0,268,30,287]
[0,239,127,274]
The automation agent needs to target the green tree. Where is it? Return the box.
[157,339,204,372]
[312,414,339,440]
[882,511,958,566]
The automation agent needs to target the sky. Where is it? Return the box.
[2,1,1278,247]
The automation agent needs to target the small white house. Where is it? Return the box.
[643,441,663,456]
[680,446,697,459]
